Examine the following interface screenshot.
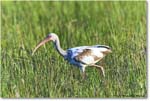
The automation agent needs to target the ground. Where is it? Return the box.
[1,1,147,98]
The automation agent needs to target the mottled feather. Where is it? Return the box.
[65,45,111,66]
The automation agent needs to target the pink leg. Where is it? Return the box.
[91,64,105,77]
[80,66,86,79]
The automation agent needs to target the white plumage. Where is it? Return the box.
[32,33,112,79]
[66,46,109,64]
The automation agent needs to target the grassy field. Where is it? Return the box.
[1,1,147,98]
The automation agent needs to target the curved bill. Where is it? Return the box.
[32,36,51,56]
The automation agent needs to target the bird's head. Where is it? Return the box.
[32,33,58,55]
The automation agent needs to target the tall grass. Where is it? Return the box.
[1,1,147,98]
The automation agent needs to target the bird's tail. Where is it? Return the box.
[94,45,112,53]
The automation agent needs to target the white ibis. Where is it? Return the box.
[32,33,112,79]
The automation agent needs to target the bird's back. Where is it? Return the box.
[65,45,112,66]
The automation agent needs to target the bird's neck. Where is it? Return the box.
[53,38,67,57]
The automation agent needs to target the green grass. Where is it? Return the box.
[1,1,147,98]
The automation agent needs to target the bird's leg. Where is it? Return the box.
[80,66,86,80]
[91,64,105,77]
[82,71,86,80]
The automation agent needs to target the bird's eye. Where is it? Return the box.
[47,34,51,37]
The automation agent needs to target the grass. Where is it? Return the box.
[1,1,147,98]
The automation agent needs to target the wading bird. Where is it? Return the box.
[32,33,112,79]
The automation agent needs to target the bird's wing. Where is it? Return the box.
[67,46,89,59]
[67,45,111,65]
[92,45,111,50]
[92,45,112,54]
